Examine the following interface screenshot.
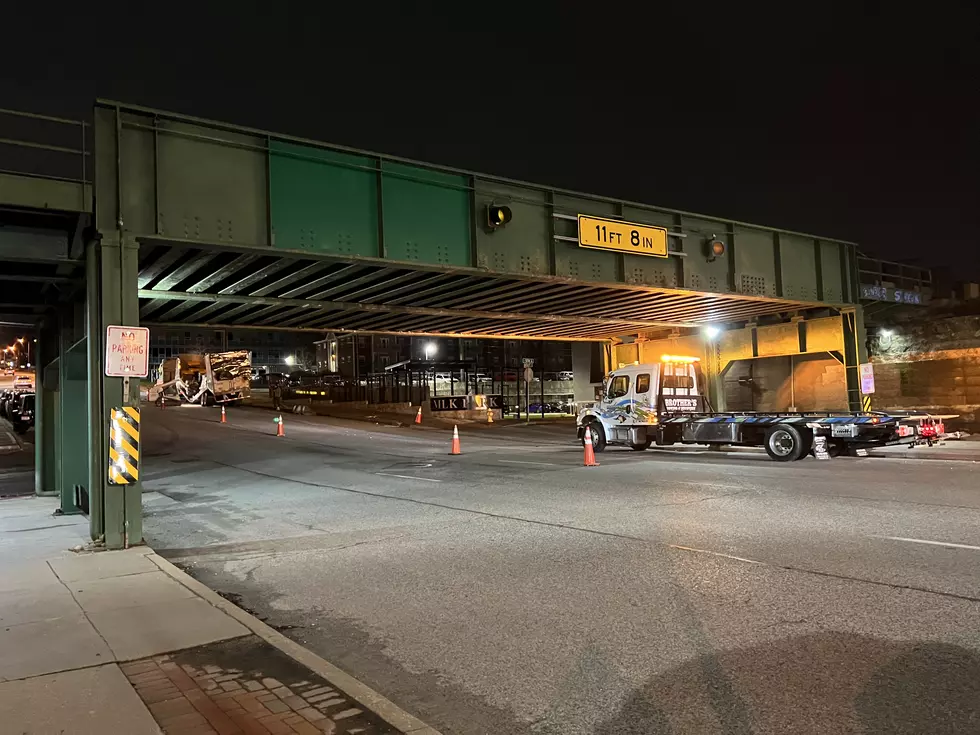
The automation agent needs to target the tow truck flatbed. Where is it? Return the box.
[576,357,951,461]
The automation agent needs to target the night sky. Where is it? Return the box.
[3,5,978,281]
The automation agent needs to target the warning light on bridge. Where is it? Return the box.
[486,204,513,230]
[705,236,726,261]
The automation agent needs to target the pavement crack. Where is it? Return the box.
[644,489,753,508]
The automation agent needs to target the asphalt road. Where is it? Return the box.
[141,404,980,735]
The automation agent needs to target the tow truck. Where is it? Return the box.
[576,355,944,461]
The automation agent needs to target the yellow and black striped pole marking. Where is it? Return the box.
[108,407,140,485]
[861,394,872,412]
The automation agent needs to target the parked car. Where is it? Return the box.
[557,371,574,381]
[266,372,288,387]
[0,390,14,419]
[13,374,33,392]
[10,392,35,433]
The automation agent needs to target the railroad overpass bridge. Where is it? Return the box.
[1,101,902,547]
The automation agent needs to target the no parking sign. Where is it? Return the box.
[105,326,150,377]
[859,363,875,394]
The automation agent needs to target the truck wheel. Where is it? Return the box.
[583,421,607,453]
[631,439,652,451]
[795,430,814,460]
[764,425,806,462]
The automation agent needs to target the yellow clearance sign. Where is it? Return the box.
[578,214,669,258]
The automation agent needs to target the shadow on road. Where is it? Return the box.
[592,633,980,735]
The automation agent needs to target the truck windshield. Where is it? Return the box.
[607,375,630,398]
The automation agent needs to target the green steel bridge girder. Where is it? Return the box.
[94,100,861,319]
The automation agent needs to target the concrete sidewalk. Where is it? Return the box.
[0,497,437,735]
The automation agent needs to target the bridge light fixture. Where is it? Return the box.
[703,325,721,340]
[705,235,726,261]
[424,342,437,360]
[879,328,894,338]
[485,204,513,230]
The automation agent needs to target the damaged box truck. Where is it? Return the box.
[150,350,251,406]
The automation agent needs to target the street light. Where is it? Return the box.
[424,342,437,361]
[16,337,29,365]
[284,355,296,366]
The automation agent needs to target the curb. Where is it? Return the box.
[146,552,441,735]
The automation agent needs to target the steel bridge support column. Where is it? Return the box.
[704,339,727,412]
[59,302,89,515]
[841,306,870,413]
[96,233,143,549]
[34,320,60,497]
[570,343,595,405]
[86,241,104,540]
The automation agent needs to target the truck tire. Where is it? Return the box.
[764,424,806,462]
[583,421,607,453]
[631,439,652,451]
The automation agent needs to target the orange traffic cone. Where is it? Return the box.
[583,427,599,467]
[276,414,285,437]
[449,425,461,455]
[415,406,423,424]
[221,405,227,423]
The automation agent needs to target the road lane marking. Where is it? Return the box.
[497,459,560,467]
[375,472,442,483]
[878,536,980,551]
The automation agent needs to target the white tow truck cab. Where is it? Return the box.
[576,355,706,452]
[577,355,927,461]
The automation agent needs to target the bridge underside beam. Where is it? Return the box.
[137,241,824,340]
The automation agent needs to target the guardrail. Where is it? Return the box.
[0,107,90,184]
[858,255,931,291]
[857,254,932,305]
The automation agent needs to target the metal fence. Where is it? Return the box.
[284,366,576,417]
